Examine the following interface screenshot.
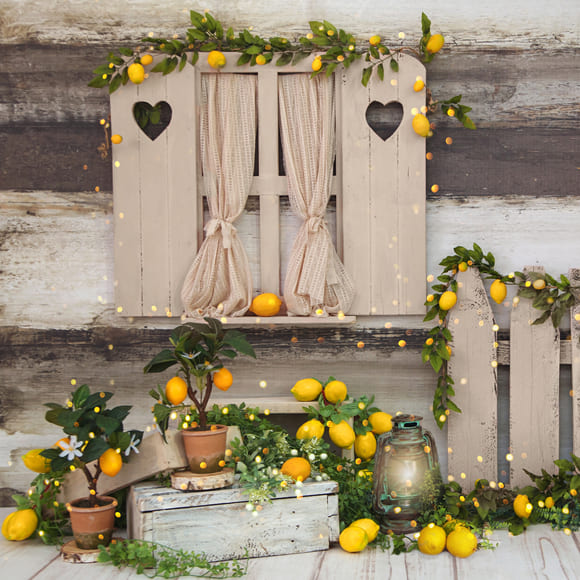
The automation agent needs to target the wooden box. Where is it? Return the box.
[127,479,340,561]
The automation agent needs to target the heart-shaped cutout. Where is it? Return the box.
[133,101,172,140]
[365,100,404,141]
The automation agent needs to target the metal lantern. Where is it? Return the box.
[372,414,439,534]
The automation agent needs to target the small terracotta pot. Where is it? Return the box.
[67,495,117,550]
[181,424,228,474]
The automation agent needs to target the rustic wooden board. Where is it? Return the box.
[570,268,580,457]
[509,267,560,488]
[447,267,498,488]
[171,468,235,491]
[341,54,426,315]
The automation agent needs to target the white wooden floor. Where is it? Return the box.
[2,508,579,580]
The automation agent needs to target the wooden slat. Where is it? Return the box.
[341,54,426,315]
[570,268,580,456]
[447,267,498,488]
[510,266,560,487]
[110,82,143,316]
[165,66,199,317]
[258,69,281,294]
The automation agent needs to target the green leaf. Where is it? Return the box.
[81,438,109,464]
[108,75,122,94]
[377,63,384,81]
[447,400,462,413]
[554,459,574,472]
[361,67,372,87]
[108,405,132,423]
[190,10,204,28]
[72,384,91,408]
[462,116,477,130]
[245,45,263,55]
[389,58,399,73]
[326,62,337,77]
[96,414,121,436]
[119,47,134,57]
[309,21,324,35]
[144,349,177,373]
[88,76,110,88]
[237,53,252,66]
[276,52,293,66]
[179,53,187,71]
[421,13,432,36]
[532,310,551,325]
[430,354,443,373]
[191,51,199,66]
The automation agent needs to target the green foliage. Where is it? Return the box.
[145,318,256,433]
[40,383,142,499]
[98,539,246,578]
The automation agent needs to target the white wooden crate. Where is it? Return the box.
[128,479,339,561]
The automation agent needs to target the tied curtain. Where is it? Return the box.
[278,74,354,316]
[181,74,256,318]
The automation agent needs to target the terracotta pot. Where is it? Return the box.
[181,424,228,474]
[67,495,117,550]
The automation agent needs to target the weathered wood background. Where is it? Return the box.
[0,0,578,504]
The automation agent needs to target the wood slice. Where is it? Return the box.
[171,467,235,491]
[60,539,102,563]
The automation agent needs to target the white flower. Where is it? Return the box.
[124,433,141,457]
[58,435,84,461]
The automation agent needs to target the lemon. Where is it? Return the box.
[311,57,322,72]
[354,432,377,460]
[446,527,477,558]
[513,494,533,519]
[99,448,123,477]
[490,280,507,304]
[532,278,546,290]
[127,63,145,84]
[250,293,282,316]
[208,50,226,69]
[339,526,368,552]
[22,449,51,473]
[291,378,323,402]
[213,367,233,391]
[412,113,430,137]
[2,509,38,541]
[426,34,445,54]
[111,134,123,145]
[324,380,347,404]
[418,523,446,555]
[166,376,188,405]
[296,419,325,440]
[368,411,392,434]
[439,291,457,311]
[140,54,153,66]
[255,54,267,65]
[281,457,311,482]
[369,35,381,46]
[413,79,425,92]
[349,518,380,542]
[458,261,468,272]
[329,420,356,449]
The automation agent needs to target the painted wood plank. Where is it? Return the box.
[257,69,281,295]
[110,82,143,316]
[510,266,560,488]
[569,268,580,457]
[165,66,199,317]
[447,267,498,488]
[187,315,356,326]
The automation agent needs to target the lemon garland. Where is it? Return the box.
[425,243,580,428]
[88,10,475,130]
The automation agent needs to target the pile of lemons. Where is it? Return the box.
[339,518,381,552]
[417,521,478,558]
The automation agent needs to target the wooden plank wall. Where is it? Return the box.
[0,0,578,503]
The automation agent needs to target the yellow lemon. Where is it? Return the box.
[354,432,377,460]
[490,280,507,304]
[412,113,430,137]
[250,293,282,316]
[2,509,38,541]
[369,35,381,46]
[417,523,447,555]
[111,134,123,145]
[291,378,323,402]
[532,278,546,290]
[324,380,348,404]
[439,291,457,311]
[296,419,325,440]
[165,376,188,405]
[339,526,368,552]
[368,411,392,434]
[513,494,533,519]
[99,448,123,478]
[458,261,468,272]
[349,518,380,542]
[426,34,445,54]
[127,62,145,84]
[255,54,267,65]
[213,368,233,391]
[207,50,226,69]
[329,420,356,449]
[140,54,153,66]
[545,496,554,508]
[311,57,322,72]
[22,449,51,473]
[413,79,425,92]
[446,527,478,558]
[281,457,311,482]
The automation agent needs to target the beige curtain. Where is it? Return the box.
[279,74,354,316]
[181,74,256,318]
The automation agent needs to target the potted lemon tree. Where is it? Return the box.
[40,384,142,550]
[145,317,256,474]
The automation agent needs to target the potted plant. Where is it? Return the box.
[145,317,256,474]
[40,384,142,550]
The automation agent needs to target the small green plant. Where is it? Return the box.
[144,317,256,436]
[40,383,143,506]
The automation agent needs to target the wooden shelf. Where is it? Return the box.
[182,315,357,327]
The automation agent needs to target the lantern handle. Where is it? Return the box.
[423,430,439,467]
[372,431,393,515]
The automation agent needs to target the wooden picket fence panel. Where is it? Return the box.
[448,266,580,489]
